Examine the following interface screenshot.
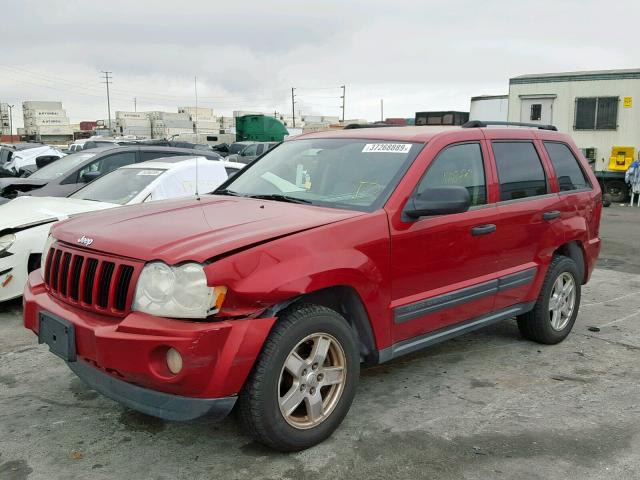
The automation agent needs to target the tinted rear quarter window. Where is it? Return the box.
[493,142,547,201]
[543,142,591,191]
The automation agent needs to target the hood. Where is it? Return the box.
[51,195,365,263]
[0,196,117,231]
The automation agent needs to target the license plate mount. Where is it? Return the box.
[38,312,77,362]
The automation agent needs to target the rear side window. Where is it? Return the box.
[493,142,547,201]
[416,143,487,206]
[543,142,591,191]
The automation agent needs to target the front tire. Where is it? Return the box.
[238,304,360,451]
[517,255,581,345]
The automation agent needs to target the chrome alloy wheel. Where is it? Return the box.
[549,272,576,331]
[278,333,347,429]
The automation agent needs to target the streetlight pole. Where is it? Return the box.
[8,104,14,143]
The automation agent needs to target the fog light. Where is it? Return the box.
[166,348,183,375]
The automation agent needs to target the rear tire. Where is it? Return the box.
[517,256,581,345]
[238,303,359,452]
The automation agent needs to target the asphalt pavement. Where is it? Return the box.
[1,204,640,480]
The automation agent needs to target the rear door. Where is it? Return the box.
[389,139,502,343]
[488,137,565,311]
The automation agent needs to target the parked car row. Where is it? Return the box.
[12,123,602,452]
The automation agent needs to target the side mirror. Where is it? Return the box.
[81,170,101,183]
[405,186,471,219]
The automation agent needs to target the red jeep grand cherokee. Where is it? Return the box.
[24,122,601,451]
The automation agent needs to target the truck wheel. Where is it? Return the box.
[238,303,359,451]
[517,256,581,345]
[604,180,628,203]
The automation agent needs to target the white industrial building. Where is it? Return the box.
[470,95,508,121]
[508,69,640,172]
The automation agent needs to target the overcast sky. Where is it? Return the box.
[1,0,638,128]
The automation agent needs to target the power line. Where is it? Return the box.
[101,71,112,129]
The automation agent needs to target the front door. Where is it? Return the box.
[389,141,502,344]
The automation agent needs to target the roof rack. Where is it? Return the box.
[343,123,397,129]
[462,120,558,131]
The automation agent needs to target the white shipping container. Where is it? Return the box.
[152,119,194,128]
[24,109,67,118]
[147,111,191,121]
[178,106,214,117]
[116,118,151,127]
[116,111,149,120]
[22,101,63,110]
[27,125,73,135]
[25,117,70,126]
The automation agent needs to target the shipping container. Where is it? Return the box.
[79,121,98,131]
[23,109,67,118]
[22,101,63,110]
[115,111,149,120]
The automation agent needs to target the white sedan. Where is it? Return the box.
[0,156,243,302]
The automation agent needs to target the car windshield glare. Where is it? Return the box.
[28,152,97,180]
[69,168,166,205]
[221,138,422,210]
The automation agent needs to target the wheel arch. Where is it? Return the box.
[553,241,587,284]
[264,285,379,365]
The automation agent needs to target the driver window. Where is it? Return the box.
[75,152,137,183]
[416,143,487,206]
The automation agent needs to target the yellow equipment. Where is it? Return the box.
[608,146,635,172]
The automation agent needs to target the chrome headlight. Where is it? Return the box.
[132,262,226,319]
[0,233,16,254]
[41,235,55,271]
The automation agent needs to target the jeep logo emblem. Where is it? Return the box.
[77,235,94,247]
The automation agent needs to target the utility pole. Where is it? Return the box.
[8,104,14,142]
[340,85,346,123]
[134,97,137,112]
[194,76,199,134]
[291,87,296,128]
[101,71,112,130]
[380,99,384,122]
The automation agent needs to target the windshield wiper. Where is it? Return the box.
[215,189,243,196]
[246,194,312,204]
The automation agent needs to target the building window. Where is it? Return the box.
[530,104,542,121]
[575,97,618,130]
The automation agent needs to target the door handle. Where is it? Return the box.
[543,210,561,221]
[471,224,496,236]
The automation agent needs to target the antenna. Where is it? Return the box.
[194,76,200,201]
[195,156,200,200]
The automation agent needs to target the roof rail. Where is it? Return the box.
[343,123,397,129]
[462,120,558,131]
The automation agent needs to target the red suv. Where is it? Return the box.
[24,122,601,451]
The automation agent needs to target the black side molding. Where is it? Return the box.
[394,267,537,325]
[380,302,535,363]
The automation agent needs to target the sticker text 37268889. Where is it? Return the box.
[362,143,412,154]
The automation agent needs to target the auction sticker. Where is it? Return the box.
[362,143,412,153]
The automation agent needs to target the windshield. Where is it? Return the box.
[220,138,422,210]
[69,167,166,205]
[29,152,97,180]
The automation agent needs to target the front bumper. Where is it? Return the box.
[69,358,236,421]
[24,271,276,419]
